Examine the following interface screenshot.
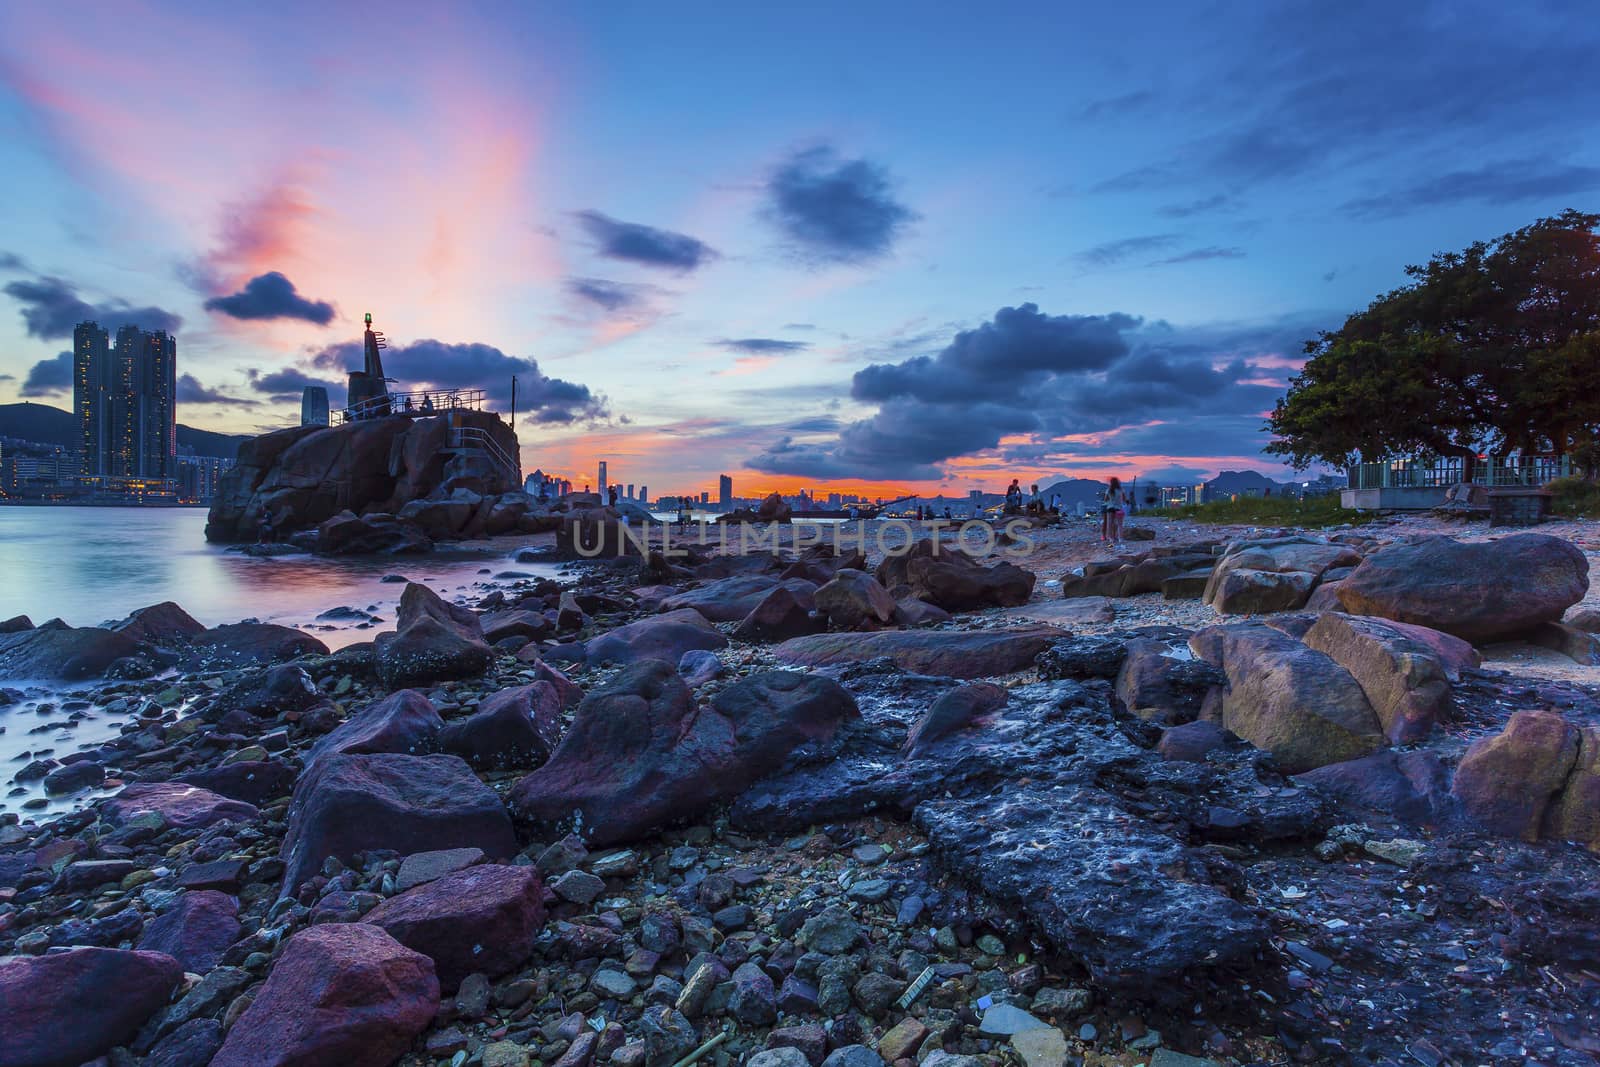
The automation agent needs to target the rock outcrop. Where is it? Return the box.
[511,662,857,844]
[875,540,1035,612]
[205,409,522,546]
[375,583,492,687]
[1335,533,1588,642]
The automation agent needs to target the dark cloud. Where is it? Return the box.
[784,415,841,434]
[713,338,810,354]
[248,367,346,405]
[311,339,606,423]
[0,252,26,271]
[3,276,182,339]
[203,271,336,324]
[1151,246,1247,265]
[1340,159,1600,219]
[19,351,72,397]
[1073,234,1179,268]
[1089,3,1600,204]
[564,277,655,314]
[749,303,1318,481]
[575,211,716,273]
[177,373,257,406]
[765,146,917,263]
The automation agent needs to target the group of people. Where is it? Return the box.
[998,475,1130,544]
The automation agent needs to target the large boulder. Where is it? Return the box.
[814,569,897,630]
[1203,537,1360,614]
[510,662,856,844]
[439,682,563,770]
[1296,750,1456,826]
[0,625,144,680]
[137,890,241,972]
[1114,639,1225,725]
[217,664,324,718]
[113,601,205,644]
[309,689,443,766]
[661,576,783,622]
[1301,613,1454,744]
[0,947,183,1067]
[375,583,492,687]
[313,511,431,555]
[758,492,793,522]
[586,607,729,666]
[1189,622,1385,773]
[186,622,328,667]
[361,864,545,990]
[1547,725,1600,851]
[209,923,438,1067]
[1451,711,1581,840]
[734,585,822,643]
[176,760,298,806]
[875,540,1035,611]
[281,752,516,897]
[1335,534,1588,643]
[102,782,259,831]
[774,628,1061,679]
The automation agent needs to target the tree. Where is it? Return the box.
[1267,210,1600,473]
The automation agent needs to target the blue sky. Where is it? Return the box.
[1,0,1596,497]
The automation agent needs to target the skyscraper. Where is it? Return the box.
[73,320,178,480]
[73,321,109,476]
[598,461,608,496]
[718,474,732,508]
[138,330,177,479]
[301,386,330,427]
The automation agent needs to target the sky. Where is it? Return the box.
[1,0,1597,500]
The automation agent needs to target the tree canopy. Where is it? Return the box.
[1267,209,1600,472]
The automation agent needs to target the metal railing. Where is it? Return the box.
[1348,455,1571,490]
[450,424,520,485]
[340,388,487,423]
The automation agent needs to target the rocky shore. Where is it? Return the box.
[2,514,1599,1067]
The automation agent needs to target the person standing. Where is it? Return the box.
[1101,476,1128,545]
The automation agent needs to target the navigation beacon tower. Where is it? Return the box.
[346,312,392,417]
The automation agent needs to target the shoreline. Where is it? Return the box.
[1,513,1597,1065]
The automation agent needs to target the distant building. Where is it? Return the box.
[638,485,647,506]
[301,386,330,427]
[598,461,608,496]
[74,319,176,479]
[719,474,733,508]
[176,453,231,504]
[700,490,710,504]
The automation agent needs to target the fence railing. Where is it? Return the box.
[340,388,487,423]
[450,425,520,485]
[1348,455,1571,490]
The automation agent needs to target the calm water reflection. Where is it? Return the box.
[0,506,558,647]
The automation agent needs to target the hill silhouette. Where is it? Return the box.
[0,402,249,459]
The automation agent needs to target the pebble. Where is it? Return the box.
[551,869,606,904]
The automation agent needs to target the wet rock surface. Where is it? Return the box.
[2,521,1598,1067]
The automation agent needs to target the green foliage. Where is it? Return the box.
[1161,493,1370,528]
[1268,210,1600,471]
[1547,477,1600,518]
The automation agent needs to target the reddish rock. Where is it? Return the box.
[102,782,259,831]
[1547,725,1600,851]
[1297,749,1456,826]
[734,585,822,643]
[875,540,1035,612]
[660,576,785,623]
[176,759,297,806]
[310,688,443,766]
[186,622,329,666]
[0,947,183,1067]
[281,752,516,897]
[439,682,562,770]
[774,628,1061,679]
[1452,710,1581,840]
[814,570,897,630]
[512,662,856,845]
[375,583,492,687]
[1157,719,1230,763]
[1336,534,1588,643]
[210,923,438,1067]
[361,863,546,990]
[1302,612,1453,744]
[137,890,242,972]
[585,608,729,666]
[113,601,206,644]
